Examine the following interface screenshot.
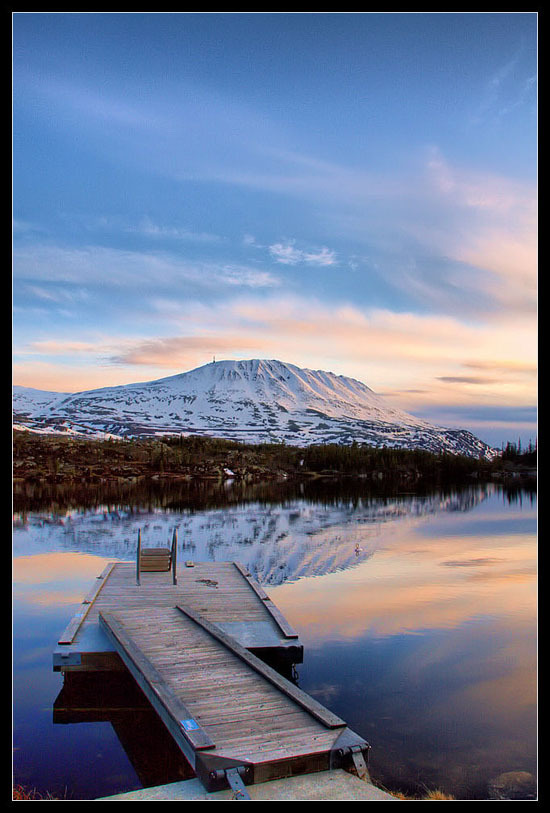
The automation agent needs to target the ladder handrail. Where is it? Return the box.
[171,528,178,585]
[136,528,141,585]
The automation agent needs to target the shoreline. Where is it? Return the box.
[13,429,536,489]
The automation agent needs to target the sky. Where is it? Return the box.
[12,12,537,448]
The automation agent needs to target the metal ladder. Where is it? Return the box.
[136,527,178,585]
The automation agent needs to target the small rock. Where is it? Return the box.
[488,771,536,800]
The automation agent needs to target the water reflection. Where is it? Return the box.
[14,483,506,586]
[12,482,536,800]
[53,672,194,789]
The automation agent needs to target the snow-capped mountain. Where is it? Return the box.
[13,358,496,458]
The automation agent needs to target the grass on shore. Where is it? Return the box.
[376,782,455,800]
[393,788,455,800]
[12,785,66,801]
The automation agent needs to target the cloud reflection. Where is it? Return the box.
[272,520,536,642]
[13,552,119,607]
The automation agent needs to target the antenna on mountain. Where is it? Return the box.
[213,355,216,363]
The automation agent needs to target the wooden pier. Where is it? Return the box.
[53,560,302,674]
[53,553,371,797]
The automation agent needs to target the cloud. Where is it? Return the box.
[204,142,536,318]
[128,216,221,244]
[440,558,504,568]
[436,376,497,385]
[409,148,537,315]
[13,292,537,445]
[26,340,98,355]
[13,243,281,293]
[408,403,536,426]
[469,44,536,126]
[268,241,337,266]
[109,335,268,368]
[19,69,534,319]
[56,293,535,395]
[23,285,91,305]
[497,74,537,118]
[463,360,537,375]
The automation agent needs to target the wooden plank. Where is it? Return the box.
[175,603,345,729]
[140,555,170,559]
[82,562,117,605]
[233,562,299,639]
[58,563,116,645]
[139,564,171,572]
[139,550,171,568]
[141,547,171,556]
[77,603,367,792]
[99,610,215,761]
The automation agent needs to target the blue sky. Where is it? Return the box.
[12,12,537,448]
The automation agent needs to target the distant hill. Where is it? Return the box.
[13,358,496,459]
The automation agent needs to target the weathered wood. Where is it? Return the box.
[99,610,216,762]
[233,562,299,639]
[82,563,297,630]
[55,571,370,793]
[97,605,349,780]
[175,603,345,729]
[139,547,171,572]
[58,563,116,645]
[82,562,117,605]
[54,561,303,674]
[141,547,171,556]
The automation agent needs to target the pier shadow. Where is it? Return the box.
[53,671,196,788]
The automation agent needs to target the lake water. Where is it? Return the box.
[12,480,537,800]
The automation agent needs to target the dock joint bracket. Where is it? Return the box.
[209,766,252,799]
[331,742,371,781]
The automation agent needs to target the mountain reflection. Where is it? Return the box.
[13,482,497,585]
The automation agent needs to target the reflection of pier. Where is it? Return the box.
[53,557,372,797]
[53,671,195,788]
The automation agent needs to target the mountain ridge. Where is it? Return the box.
[13,358,497,459]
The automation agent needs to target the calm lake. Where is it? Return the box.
[12,479,537,800]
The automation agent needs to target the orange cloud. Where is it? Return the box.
[14,293,536,412]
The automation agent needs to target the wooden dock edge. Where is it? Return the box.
[98,610,216,769]
[232,562,299,639]
[58,562,117,645]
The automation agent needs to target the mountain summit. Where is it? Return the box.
[13,358,495,458]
